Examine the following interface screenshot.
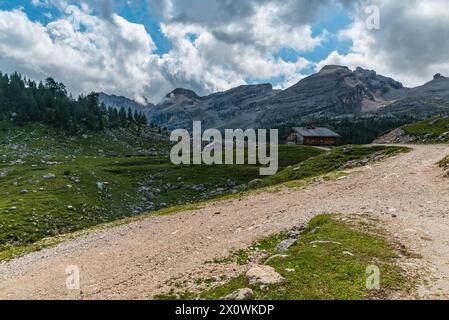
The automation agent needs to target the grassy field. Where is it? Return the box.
[0,124,410,259]
[0,124,323,252]
[255,145,410,188]
[159,214,412,300]
[402,116,449,142]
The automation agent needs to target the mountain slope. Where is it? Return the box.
[98,92,155,123]
[148,84,277,129]
[256,65,407,127]
[103,66,449,133]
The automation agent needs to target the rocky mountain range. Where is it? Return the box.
[99,65,449,130]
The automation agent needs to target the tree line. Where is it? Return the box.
[0,72,148,133]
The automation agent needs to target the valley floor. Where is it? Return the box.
[1,144,449,299]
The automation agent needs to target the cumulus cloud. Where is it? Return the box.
[0,1,327,102]
[0,6,159,103]
[317,0,449,87]
[146,0,324,97]
[2,0,448,103]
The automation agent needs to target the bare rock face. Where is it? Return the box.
[374,128,415,144]
[246,265,285,285]
[148,83,276,130]
[102,66,449,133]
[224,288,254,300]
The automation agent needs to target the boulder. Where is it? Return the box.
[248,179,262,188]
[224,288,253,301]
[43,173,56,179]
[277,238,298,253]
[246,265,285,285]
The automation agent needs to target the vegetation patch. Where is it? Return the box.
[159,214,413,300]
[255,145,410,188]
[439,155,449,169]
[0,124,323,257]
[402,116,449,143]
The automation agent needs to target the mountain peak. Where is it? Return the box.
[318,65,351,75]
[167,88,200,100]
[433,73,448,80]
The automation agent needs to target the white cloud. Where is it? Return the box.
[317,0,449,87]
[0,1,322,102]
[4,0,449,104]
[0,7,157,102]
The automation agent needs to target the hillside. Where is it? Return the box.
[0,123,329,253]
[375,116,449,144]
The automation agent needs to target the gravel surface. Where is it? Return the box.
[1,144,449,300]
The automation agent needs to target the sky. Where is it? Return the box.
[1,0,449,104]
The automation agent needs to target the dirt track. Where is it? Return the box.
[1,144,449,300]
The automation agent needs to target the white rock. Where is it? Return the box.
[43,173,56,179]
[246,265,285,285]
[224,288,253,300]
[277,239,298,253]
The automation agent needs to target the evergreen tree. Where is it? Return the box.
[0,71,150,133]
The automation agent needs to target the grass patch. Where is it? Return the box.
[439,155,449,169]
[403,116,449,142]
[164,214,411,300]
[255,145,409,188]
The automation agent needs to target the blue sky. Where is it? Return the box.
[1,1,446,103]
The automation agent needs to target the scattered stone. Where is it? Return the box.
[224,288,253,301]
[10,159,25,165]
[342,146,353,154]
[0,168,12,178]
[192,184,205,192]
[342,251,354,257]
[439,132,449,140]
[96,182,105,190]
[288,225,306,239]
[246,265,285,285]
[248,179,262,188]
[226,179,236,187]
[43,173,56,179]
[277,238,298,253]
[285,268,296,273]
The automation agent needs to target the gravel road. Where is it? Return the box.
[1,144,449,300]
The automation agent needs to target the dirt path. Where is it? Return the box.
[1,144,449,300]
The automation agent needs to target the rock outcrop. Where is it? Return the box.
[103,66,449,131]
